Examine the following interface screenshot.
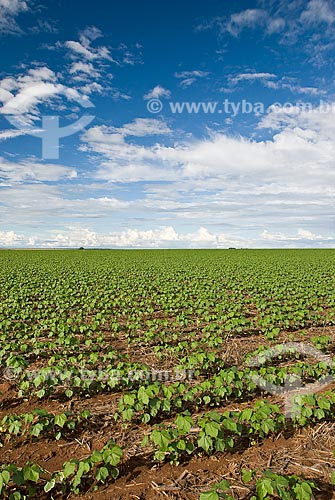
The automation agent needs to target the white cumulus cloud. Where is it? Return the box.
[0,0,28,35]
[144,85,171,99]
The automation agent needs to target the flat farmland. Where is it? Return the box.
[0,249,335,499]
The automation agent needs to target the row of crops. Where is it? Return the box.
[0,249,335,499]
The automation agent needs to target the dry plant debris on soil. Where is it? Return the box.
[0,249,335,499]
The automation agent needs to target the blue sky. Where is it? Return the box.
[0,0,334,248]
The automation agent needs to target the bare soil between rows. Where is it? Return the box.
[1,326,335,499]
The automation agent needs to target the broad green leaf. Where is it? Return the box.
[200,491,219,500]
[54,413,67,428]
[293,482,313,500]
[96,466,109,483]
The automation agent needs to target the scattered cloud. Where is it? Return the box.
[114,118,172,137]
[110,89,131,100]
[144,85,171,99]
[0,157,77,184]
[82,118,171,144]
[225,72,325,95]
[62,27,115,63]
[258,100,335,137]
[50,225,238,248]
[64,40,107,61]
[262,228,333,242]
[229,72,276,85]
[300,0,335,25]
[0,183,130,230]
[0,65,93,120]
[266,17,286,34]
[79,26,103,44]
[0,230,21,246]
[0,0,29,35]
[175,70,210,78]
[80,82,104,94]
[1,7,334,249]
[0,129,28,140]
[59,29,142,69]
[74,103,335,246]
[29,18,58,35]
[82,101,335,186]
[199,0,335,64]
[281,84,324,95]
[198,8,285,37]
[0,225,333,249]
[69,61,100,77]
[226,9,269,36]
[260,76,325,95]
[0,225,223,248]
[175,70,209,88]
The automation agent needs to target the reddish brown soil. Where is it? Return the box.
[1,326,335,499]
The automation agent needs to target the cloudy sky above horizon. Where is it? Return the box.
[0,0,334,248]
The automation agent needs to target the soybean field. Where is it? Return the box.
[0,249,335,499]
